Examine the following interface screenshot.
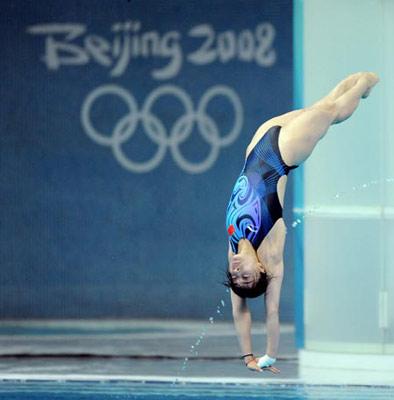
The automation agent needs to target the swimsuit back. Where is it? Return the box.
[226,125,298,253]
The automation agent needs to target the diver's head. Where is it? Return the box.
[225,270,268,298]
[225,239,268,298]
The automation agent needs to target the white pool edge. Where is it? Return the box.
[299,350,394,386]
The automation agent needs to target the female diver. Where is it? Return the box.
[225,72,379,373]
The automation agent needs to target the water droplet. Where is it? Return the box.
[221,300,225,307]
[292,222,298,228]
[335,193,340,198]
[209,317,214,324]
[362,183,367,188]
[191,345,194,349]
[296,218,301,223]
[225,288,230,293]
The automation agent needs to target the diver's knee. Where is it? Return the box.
[310,100,338,125]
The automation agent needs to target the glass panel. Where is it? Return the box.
[303,0,386,354]
[304,215,383,353]
[382,0,394,355]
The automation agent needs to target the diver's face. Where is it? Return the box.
[229,254,263,288]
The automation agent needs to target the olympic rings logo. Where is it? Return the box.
[81,84,243,173]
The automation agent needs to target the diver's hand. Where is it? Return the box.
[245,357,280,374]
[245,357,263,372]
[255,356,281,374]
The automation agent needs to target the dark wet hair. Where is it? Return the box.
[224,270,268,299]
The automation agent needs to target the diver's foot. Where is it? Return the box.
[361,72,380,98]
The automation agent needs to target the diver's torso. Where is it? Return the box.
[226,125,297,254]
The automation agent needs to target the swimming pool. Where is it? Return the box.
[1,380,393,400]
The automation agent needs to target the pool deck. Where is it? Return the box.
[0,319,392,386]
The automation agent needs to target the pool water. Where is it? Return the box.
[0,380,393,400]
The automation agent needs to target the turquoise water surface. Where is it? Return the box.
[1,380,394,399]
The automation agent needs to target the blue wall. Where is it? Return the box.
[0,0,294,319]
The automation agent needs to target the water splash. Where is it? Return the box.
[292,217,304,228]
[290,177,393,229]
[180,357,188,371]
[175,296,228,378]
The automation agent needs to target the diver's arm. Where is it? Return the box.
[230,289,253,358]
[230,290,265,371]
[229,246,261,370]
[228,241,253,355]
[264,261,284,359]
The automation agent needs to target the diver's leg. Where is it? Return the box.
[320,72,378,102]
[315,72,379,124]
[246,109,305,156]
[278,72,379,166]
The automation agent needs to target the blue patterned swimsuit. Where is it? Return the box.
[226,125,298,253]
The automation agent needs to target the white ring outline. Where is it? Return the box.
[81,84,243,173]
